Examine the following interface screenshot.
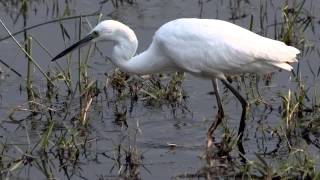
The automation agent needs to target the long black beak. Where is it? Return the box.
[51,32,98,61]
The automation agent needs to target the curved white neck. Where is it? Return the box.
[110,26,175,75]
[111,36,138,72]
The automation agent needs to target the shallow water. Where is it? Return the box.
[0,0,320,179]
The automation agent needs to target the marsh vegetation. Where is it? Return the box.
[0,0,320,179]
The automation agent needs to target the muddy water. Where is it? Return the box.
[0,0,319,179]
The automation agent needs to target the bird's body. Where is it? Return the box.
[153,19,299,78]
[52,18,300,152]
[100,18,299,79]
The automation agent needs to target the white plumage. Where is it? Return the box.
[53,18,300,77]
[154,19,299,78]
[52,18,300,151]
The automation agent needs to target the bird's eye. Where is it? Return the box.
[92,31,99,36]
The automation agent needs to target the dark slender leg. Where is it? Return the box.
[207,79,225,147]
[212,79,224,118]
[221,79,248,154]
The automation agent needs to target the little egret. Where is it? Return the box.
[52,18,300,150]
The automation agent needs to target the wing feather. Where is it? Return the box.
[154,18,299,77]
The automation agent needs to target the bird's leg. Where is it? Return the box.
[207,79,225,148]
[221,79,248,154]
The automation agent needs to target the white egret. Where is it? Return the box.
[52,18,300,151]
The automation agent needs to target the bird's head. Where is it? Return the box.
[51,20,136,61]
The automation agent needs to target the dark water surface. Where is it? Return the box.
[0,0,320,179]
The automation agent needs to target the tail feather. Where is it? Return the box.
[271,62,294,71]
[260,41,300,71]
[285,46,300,62]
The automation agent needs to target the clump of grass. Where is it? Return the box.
[113,102,128,128]
[102,126,144,179]
[276,149,319,179]
[281,0,309,45]
[247,149,319,179]
[280,89,300,131]
[140,72,187,107]
[279,82,306,135]
[218,127,238,157]
[108,69,130,95]
[106,69,189,114]
[194,144,319,179]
